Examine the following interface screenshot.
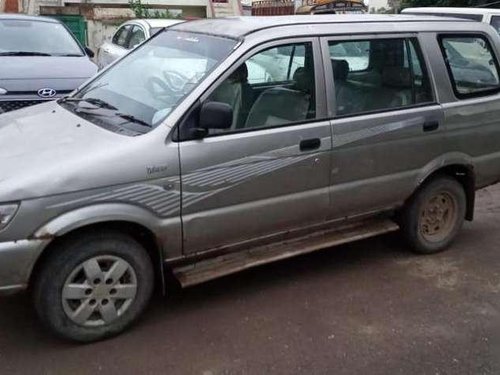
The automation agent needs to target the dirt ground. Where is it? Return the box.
[2,185,500,374]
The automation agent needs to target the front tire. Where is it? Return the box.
[33,232,154,342]
[401,176,466,254]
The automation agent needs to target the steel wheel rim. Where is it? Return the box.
[62,255,138,327]
[419,191,458,243]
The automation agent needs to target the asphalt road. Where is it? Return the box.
[2,185,500,375]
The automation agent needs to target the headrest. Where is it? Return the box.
[382,67,412,88]
[229,62,248,83]
[293,67,313,93]
[331,59,349,81]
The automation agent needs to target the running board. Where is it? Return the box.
[173,218,399,288]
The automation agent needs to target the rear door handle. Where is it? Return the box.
[300,138,321,151]
[423,121,440,132]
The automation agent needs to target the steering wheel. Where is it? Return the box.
[146,76,172,98]
[146,71,190,98]
[163,70,190,93]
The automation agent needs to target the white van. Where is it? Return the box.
[402,7,500,34]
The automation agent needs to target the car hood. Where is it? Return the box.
[0,101,150,202]
[0,56,97,80]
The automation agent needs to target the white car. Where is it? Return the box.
[402,7,500,35]
[96,19,183,69]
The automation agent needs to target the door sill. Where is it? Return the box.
[172,217,399,287]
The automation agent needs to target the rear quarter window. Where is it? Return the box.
[439,34,500,98]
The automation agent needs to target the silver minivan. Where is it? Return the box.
[1,15,500,342]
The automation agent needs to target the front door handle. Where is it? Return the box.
[300,138,321,151]
[423,121,440,132]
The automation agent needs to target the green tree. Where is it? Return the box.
[128,0,181,19]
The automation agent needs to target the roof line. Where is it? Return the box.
[241,18,470,37]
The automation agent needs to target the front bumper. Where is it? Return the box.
[0,239,48,296]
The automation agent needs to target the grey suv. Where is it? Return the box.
[1,15,500,342]
[0,14,97,113]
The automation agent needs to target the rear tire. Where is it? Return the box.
[401,176,466,254]
[33,232,154,342]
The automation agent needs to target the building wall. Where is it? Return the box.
[1,0,21,12]
[39,3,207,50]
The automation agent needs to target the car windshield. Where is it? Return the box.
[61,30,237,135]
[0,19,84,56]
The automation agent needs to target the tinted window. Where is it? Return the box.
[491,16,500,35]
[112,25,131,47]
[128,25,146,49]
[329,38,433,116]
[0,19,83,56]
[329,41,369,72]
[207,42,316,132]
[439,35,500,97]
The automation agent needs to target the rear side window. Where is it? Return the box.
[328,38,433,117]
[112,25,131,47]
[491,16,500,35]
[329,41,369,72]
[128,25,146,49]
[439,35,500,98]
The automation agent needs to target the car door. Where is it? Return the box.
[98,24,132,68]
[177,38,332,254]
[322,34,445,219]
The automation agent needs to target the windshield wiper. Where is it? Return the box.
[0,51,52,56]
[60,97,118,110]
[55,53,85,57]
[115,113,152,128]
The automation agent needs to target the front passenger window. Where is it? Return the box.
[206,42,316,133]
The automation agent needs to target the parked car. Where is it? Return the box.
[0,14,98,114]
[402,7,500,34]
[96,19,184,68]
[2,15,500,342]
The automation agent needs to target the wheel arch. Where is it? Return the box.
[29,204,168,294]
[414,162,475,221]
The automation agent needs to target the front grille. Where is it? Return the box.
[0,100,46,114]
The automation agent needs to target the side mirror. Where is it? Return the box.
[199,101,233,130]
[84,47,95,58]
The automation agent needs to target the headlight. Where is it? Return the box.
[0,204,19,230]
